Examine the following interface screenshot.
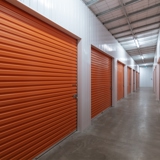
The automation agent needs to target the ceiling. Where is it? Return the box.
[82,0,160,67]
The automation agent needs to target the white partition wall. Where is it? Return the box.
[140,67,153,87]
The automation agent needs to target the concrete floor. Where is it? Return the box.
[38,88,160,160]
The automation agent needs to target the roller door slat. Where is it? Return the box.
[1,106,76,137]
[1,97,76,115]
[0,82,76,94]
[1,22,77,53]
[1,122,76,159]
[0,49,76,66]
[1,111,76,142]
[1,12,77,49]
[0,62,77,74]
[0,48,76,68]
[0,42,76,60]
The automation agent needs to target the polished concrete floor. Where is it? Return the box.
[38,88,160,160]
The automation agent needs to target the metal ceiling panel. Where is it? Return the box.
[109,14,160,30]
[116,27,159,39]
[132,55,142,60]
[127,45,156,55]
[143,53,155,59]
[136,29,159,38]
[109,25,129,33]
[104,18,127,28]
[96,0,146,17]
[126,0,160,14]
[82,0,160,65]
[118,36,134,42]
[136,58,154,64]
[103,3,160,24]
[137,34,158,42]
[112,22,160,35]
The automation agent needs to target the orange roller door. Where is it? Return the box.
[136,71,139,89]
[117,62,124,100]
[133,70,135,91]
[138,73,140,88]
[91,48,112,118]
[0,1,77,160]
[127,67,131,94]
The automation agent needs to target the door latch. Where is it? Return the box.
[73,94,78,99]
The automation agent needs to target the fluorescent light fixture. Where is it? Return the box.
[135,39,139,48]
[141,55,144,60]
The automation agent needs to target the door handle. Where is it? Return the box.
[73,94,78,99]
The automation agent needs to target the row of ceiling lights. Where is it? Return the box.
[134,39,144,61]
[84,0,158,66]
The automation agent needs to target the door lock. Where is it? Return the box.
[73,94,78,99]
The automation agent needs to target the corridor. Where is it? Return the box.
[39,88,160,160]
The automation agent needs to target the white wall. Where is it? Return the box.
[7,0,140,131]
[140,67,153,87]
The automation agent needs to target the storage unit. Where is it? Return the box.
[127,67,131,94]
[117,61,124,100]
[136,71,139,89]
[153,69,155,92]
[155,66,157,94]
[91,47,112,118]
[1,2,77,159]
[133,70,135,91]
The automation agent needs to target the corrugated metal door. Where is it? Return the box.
[155,67,157,93]
[91,48,112,118]
[133,70,135,91]
[138,73,140,88]
[127,67,131,94]
[117,62,124,100]
[153,69,155,92]
[1,2,77,159]
[136,71,138,89]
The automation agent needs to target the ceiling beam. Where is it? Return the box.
[103,3,160,24]
[119,0,143,62]
[108,14,160,31]
[84,0,100,7]
[121,33,158,42]
[96,0,141,17]
[127,46,156,52]
[116,27,160,39]
[112,22,160,35]
[135,58,154,62]
[129,52,155,56]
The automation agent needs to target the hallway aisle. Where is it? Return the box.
[39,88,160,160]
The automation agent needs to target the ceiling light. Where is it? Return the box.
[134,39,139,48]
[141,55,144,60]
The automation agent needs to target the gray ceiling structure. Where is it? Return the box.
[82,0,160,67]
